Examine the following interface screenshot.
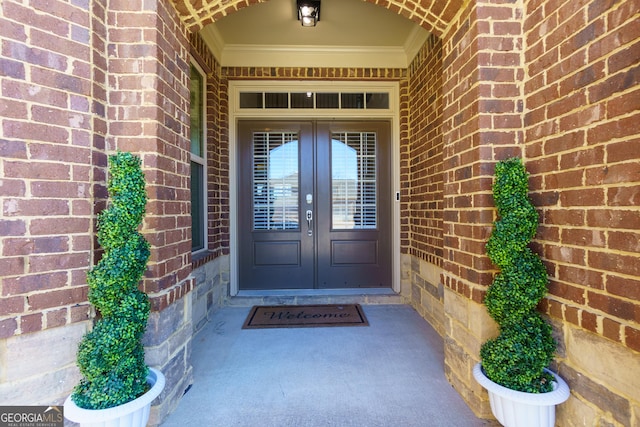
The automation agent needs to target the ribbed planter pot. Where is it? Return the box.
[64,368,165,427]
[473,363,570,427]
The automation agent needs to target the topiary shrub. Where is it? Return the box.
[480,157,557,393]
[72,152,151,409]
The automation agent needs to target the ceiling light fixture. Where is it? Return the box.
[297,0,321,27]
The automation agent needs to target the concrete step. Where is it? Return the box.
[225,288,406,307]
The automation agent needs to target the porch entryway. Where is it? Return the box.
[160,304,495,426]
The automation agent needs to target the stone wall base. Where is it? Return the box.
[144,284,194,426]
[404,254,445,337]
[192,255,230,334]
[442,286,498,420]
[145,255,230,425]
[0,322,87,406]
[557,324,640,427]
[440,284,640,426]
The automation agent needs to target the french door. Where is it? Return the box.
[238,120,391,290]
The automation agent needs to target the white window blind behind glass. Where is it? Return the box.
[331,131,377,229]
[253,132,299,230]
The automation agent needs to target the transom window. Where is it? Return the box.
[239,91,389,110]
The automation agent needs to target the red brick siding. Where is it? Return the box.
[442,0,528,301]
[442,0,523,304]
[207,49,230,258]
[100,0,194,311]
[407,34,444,267]
[221,67,406,80]
[1,0,198,336]
[399,75,411,251]
[438,0,639,421]
[523,0,640,352]
[0,0,96,338]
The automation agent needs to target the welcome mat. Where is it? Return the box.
[242,304,369,329]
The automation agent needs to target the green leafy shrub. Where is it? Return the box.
[72,152,151,409]
[480,158,556,393]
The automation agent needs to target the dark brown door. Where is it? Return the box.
[238,120,391,290]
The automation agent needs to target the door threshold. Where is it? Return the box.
[237,288,396,297]
[229,288,403,307]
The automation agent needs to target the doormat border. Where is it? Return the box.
[242,304,369,329]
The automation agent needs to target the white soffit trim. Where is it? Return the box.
[199,26,427,69]
[404,26,430,63]
[221,44,409,68]
[201,25,224,61]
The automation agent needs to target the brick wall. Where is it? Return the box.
[0,0,100,405]
[188,33,230,333]
[221,67,406,80]
[407,34,444,267]
[0,0,95,338]
[0,0,197,415]
[523,0,640,424]
[131,0,193,311]
[524,0,639,354]
[437,0,640,424]
[442,0,526,307]
[406,34,447,334]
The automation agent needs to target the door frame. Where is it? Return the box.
[228,80,401,295]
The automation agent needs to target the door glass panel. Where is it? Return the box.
[331,132,377,229]
[253,132,299,230]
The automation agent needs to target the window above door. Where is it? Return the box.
[239,91,389,110]
[230,81,398,119]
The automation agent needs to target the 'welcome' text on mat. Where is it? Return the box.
[242,304,369,329]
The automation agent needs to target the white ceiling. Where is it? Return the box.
[200,0,429,68]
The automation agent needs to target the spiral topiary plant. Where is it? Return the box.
[72,152,151,409]
[480,157,556,393]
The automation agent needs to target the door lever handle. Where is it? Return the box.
[306,210,313,236]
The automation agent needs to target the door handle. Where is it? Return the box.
[306,210,313,236]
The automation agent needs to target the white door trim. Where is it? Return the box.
[228,80,401,296]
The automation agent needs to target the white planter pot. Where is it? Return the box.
[473,363,570,427]
[64,368,165,427]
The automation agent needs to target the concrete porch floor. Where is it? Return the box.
[160,304,497,427]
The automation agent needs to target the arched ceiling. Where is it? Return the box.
[172,0,463,37]
[171,0,464,68]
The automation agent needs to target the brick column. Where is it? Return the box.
[103,0,194,422]
[441,0,525,417]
